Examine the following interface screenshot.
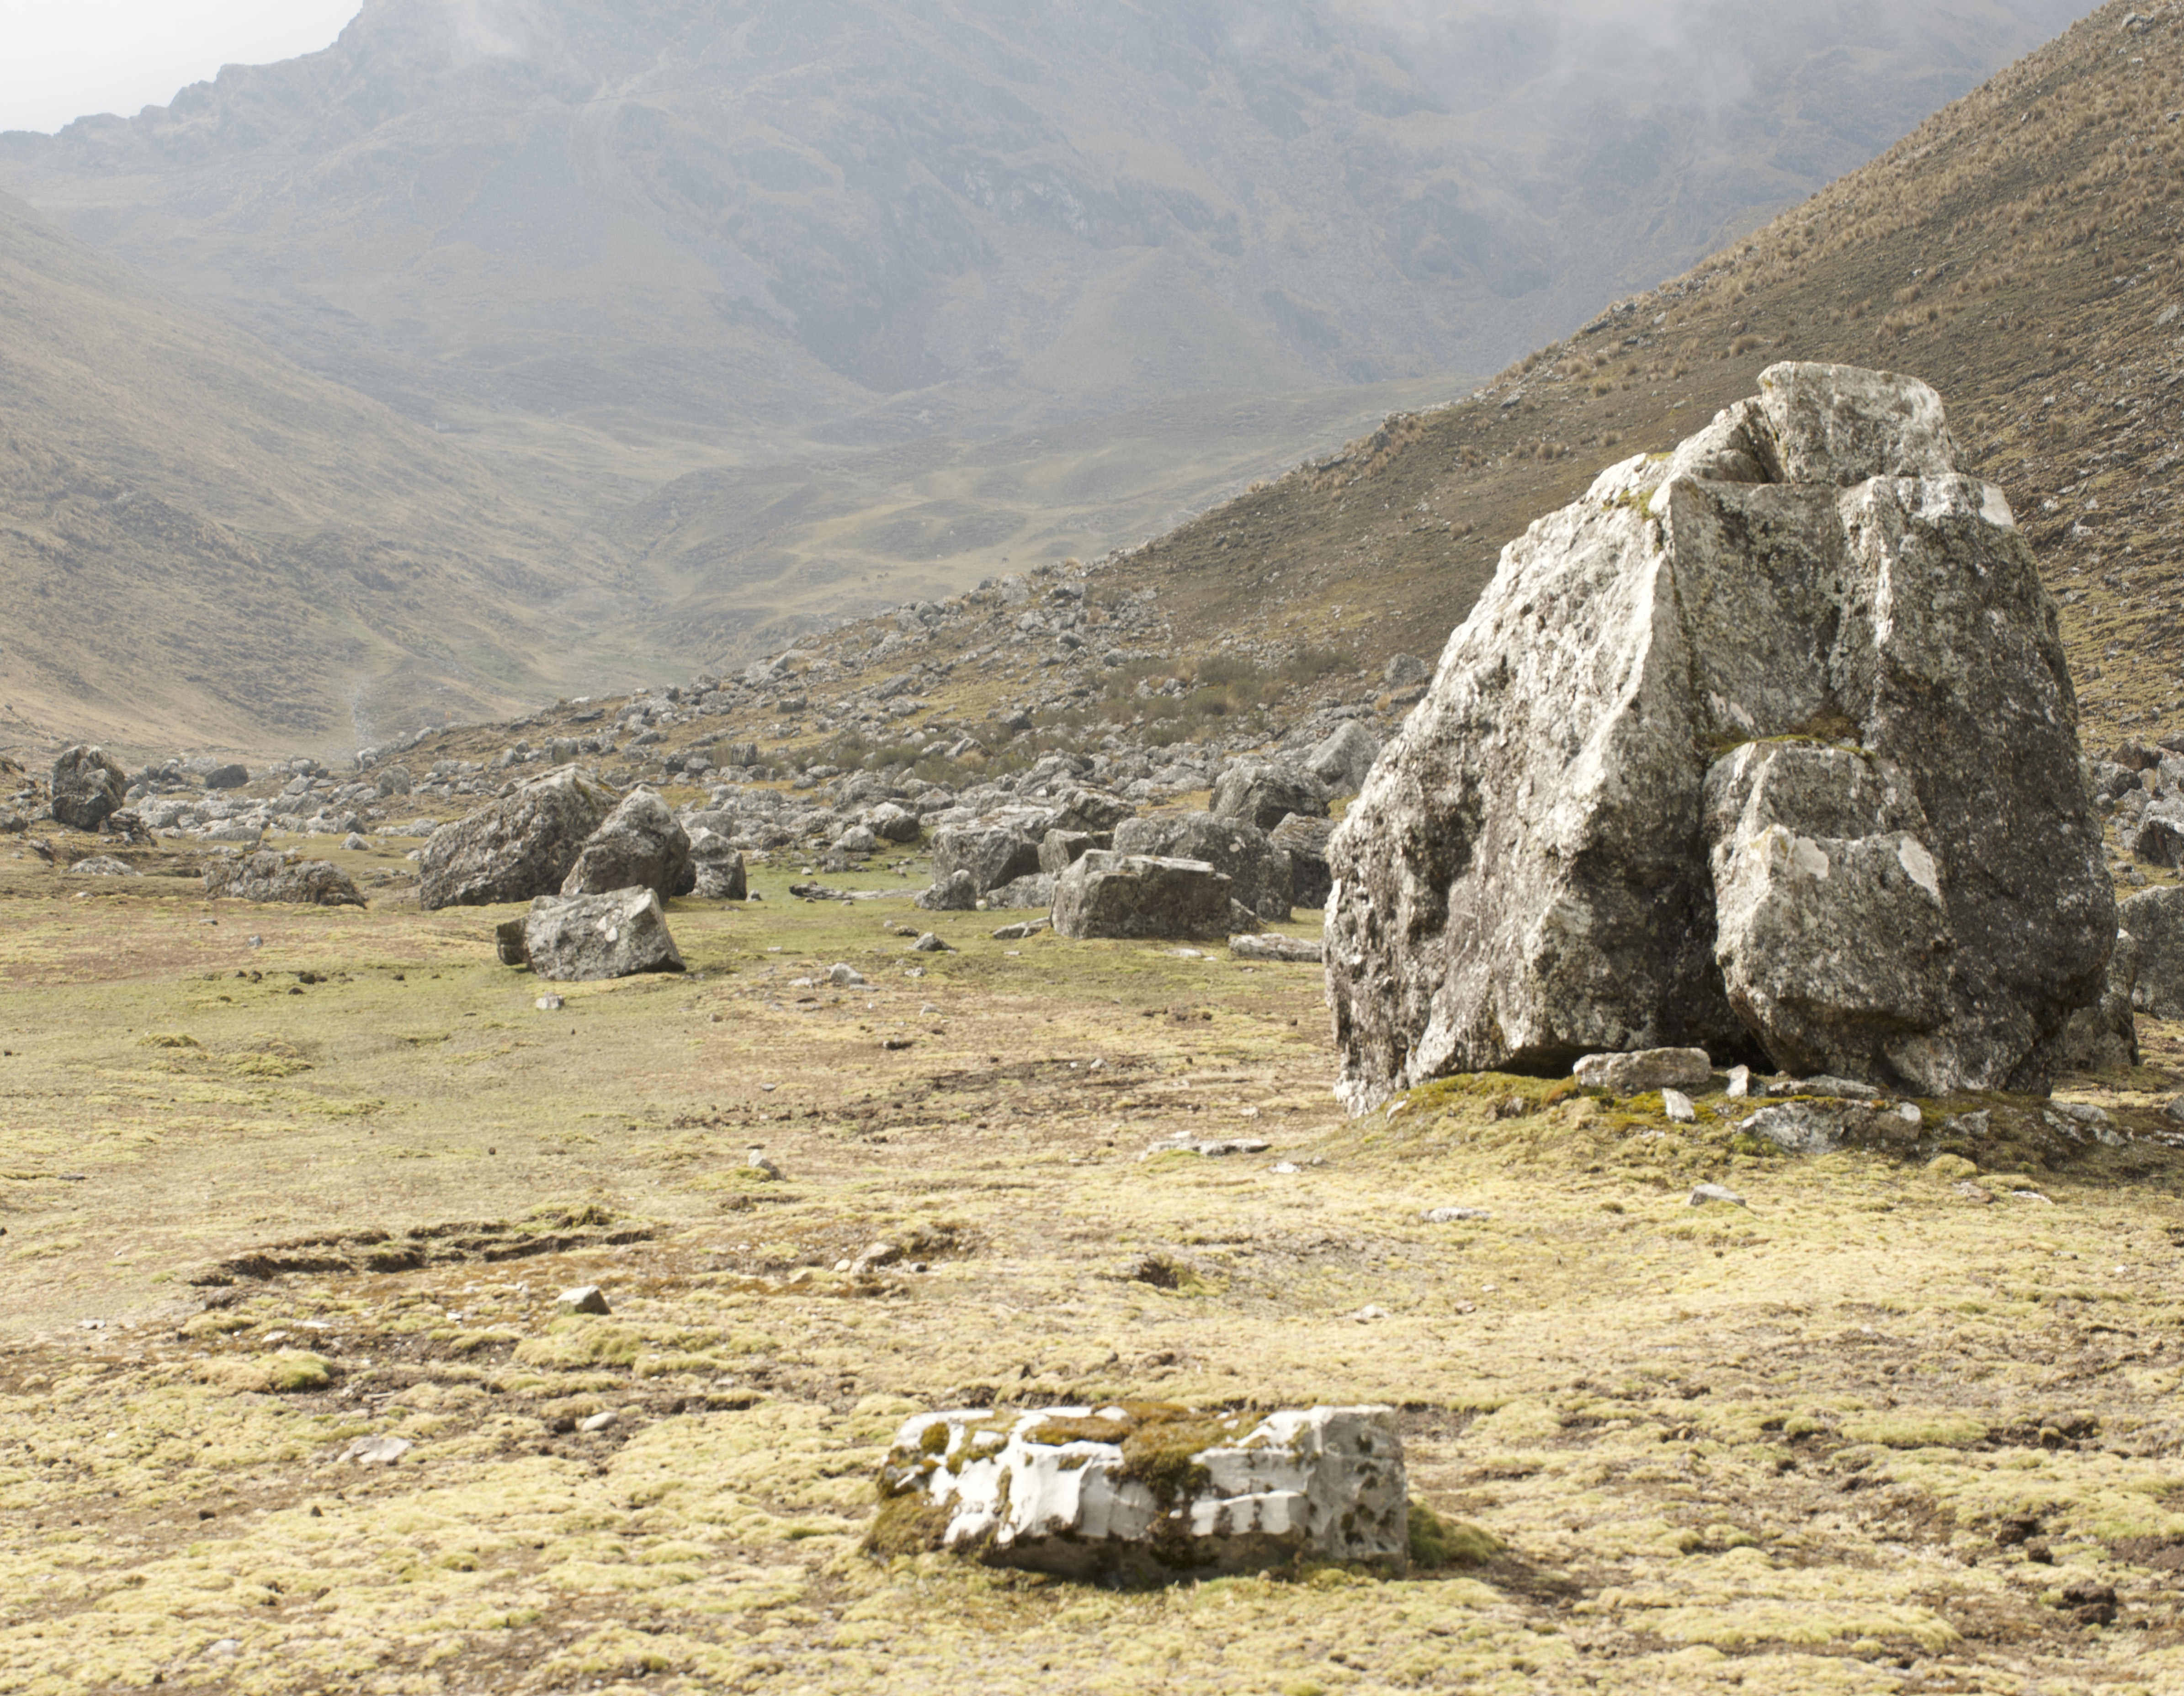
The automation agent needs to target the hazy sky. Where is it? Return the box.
[0,0,360,135]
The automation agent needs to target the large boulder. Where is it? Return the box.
[51,746,127,831]
[1304,720,1380,795]
[1328,363,2113,1111]
[523,887,685,981]
[930,823,1042,896]
[1212,760,1328,832]
[872,1403,1408,1580]
[562,789,694,900]
[1113,811,1291,921]
[418,767,615,911]
[203,851,367,908]
[1270,816,1336,910]
[2122,885,2184,1020]
[1052,851,1234,941]
[867,802,922,843]
[689,830,748,900]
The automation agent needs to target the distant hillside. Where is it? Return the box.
[1055,0,2184,760]
[0,190,641,753]
[0,0,2088,722]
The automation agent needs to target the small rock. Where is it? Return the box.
[1229,932,1324,964]
[747,1146,782,1179]
[1351,1304,1392,1322]
[1270,1161,1301,1174]
[850,1241,902,1276]
[204,1638,242,1659]
[1142,1134,1270,1160]
[2011,1188,2055,1204]
[1725,1065,1753,1098]
[556,1285,611,1316]
[344,1436,413,1467]
[1955,1181,1995,1204]
[912,932,952,953]
[990,917,1051,940]
[1422,1206,1491,1223]
[342,833,368,851]
[1688,1183,1748,1208]
[1662,1088,1696,1123]
[577,1410,619,1434]
[828,962,868,986]
[535,993,563,1012]
[1573,1048,1713,1094]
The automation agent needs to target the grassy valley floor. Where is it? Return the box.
[2,843,2184,1694]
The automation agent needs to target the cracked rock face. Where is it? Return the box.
[874,1404,1407,1581]
[560,788,694,901]
[1328,362,2113,1110]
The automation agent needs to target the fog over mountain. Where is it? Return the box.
[0,0,2090,746]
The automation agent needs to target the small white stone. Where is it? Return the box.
[1688,1183,1748,1208]
[578,1410,618,1434]
[556,1285,610,1316]
[1663,1088,1696,1123]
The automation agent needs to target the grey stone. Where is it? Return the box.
[1688,1183,1748,1207]
[1663,1088,1696,1123]
[375,765,413,798]
[1779,1074,1881,1101]
[931,823,1042,896]
[1384,653,1429,688]
[50,746,127,831]
[1144,1132,1272,1158]
[1047,785,1135,835]
[1422,1206,1491,1223]
[1739,1099,1922,1155]
[990,917,1050,940]
[2122,885,2184,1019]
[1304,720,1381,795]
[557,1285,611,1316]
[420,767,615,911]
[1052,852,1235,942]
[578,1410,619,1433]
[2050,927,2141,1073]
[200,762,250,791]
[913,931,952,952]
[689,832,748,900]
[828,962,868,986]
[344,1436,413,1467]
[1038,829,1099,875]
[836,824,882,855]
[67,855,136,876]
[203,852,367,908]
[916,869,980,911]
[495,918,528,965]
[523,887,685,981]
[868,802,922,843]
[1573,1049,1713,1094]
[1327,363,2112,1111]
[1113,811,1290,921]
[1211,760,1328,832]
[562,789,694,901]
[1230,933,1324,964]
[876,1404,1408,1580]
[2134,812,2184,867]
[1270,815,1336,909]
[988,872,1058,910]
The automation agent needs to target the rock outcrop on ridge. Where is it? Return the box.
[1327,363,2113,1111]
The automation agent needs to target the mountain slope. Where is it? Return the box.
[0,190,640,752]
[1060,0,2184,759]
[0,0,2092,721]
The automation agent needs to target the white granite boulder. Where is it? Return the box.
[872,1403,1408,1580]
[522,887,685,981]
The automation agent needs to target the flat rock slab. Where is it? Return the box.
[1574,1048,1713,1093]
[204,851,367,908]
[1231,932,1324,964]
[874,1403,1408,1581]
[1052,851,1235,942]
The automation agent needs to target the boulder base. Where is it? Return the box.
[873,1403,1408,1580]
[1113,811,1291,921]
